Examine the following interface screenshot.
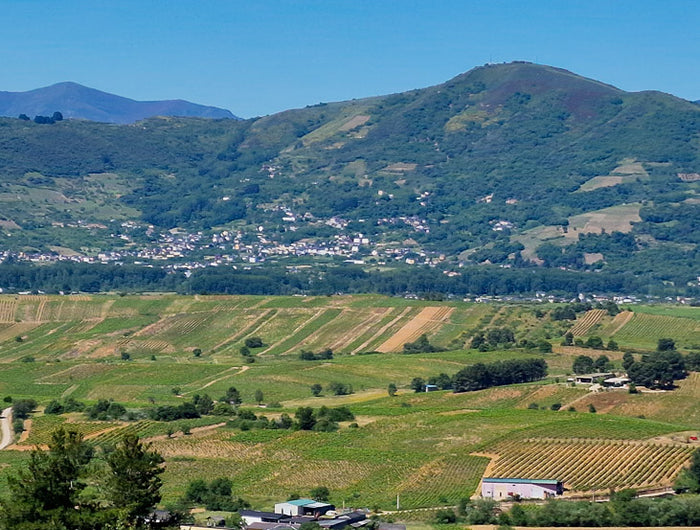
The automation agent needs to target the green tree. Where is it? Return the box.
[387,383,397,397]
[254,389,264,404]
[572,355,594,374]
[12,398,37,420]
[244,337,264,348]
[104,434,164,527]
[657,338,676,351]
[310,384,323,397]
[674,447,700,493]
[622,351,635,371]
[0,428,94,529]
[586,336,604,349]
[310,485,330,502]
[221,386,241,405]
[410,377,425,393]
[295,407,316,430]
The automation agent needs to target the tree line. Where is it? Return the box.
[2,259,695,297]
[409,358,548,394]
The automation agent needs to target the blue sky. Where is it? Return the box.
[1,0,698,118]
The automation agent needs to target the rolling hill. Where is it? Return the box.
[0,82,236,123]
[0,62,698,294]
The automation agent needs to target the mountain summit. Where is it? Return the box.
[0,82,237,123]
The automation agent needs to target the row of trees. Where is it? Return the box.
[453,358,548,392]
[410,359,548,394]
[3,259,694,298]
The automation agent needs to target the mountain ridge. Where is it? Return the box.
[0,81,237,123]
[0,62,698,294]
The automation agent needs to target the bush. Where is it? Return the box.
[44,400,64,415]
[244,337,264,348]
[434,509,457,524]
[12,399,37,420]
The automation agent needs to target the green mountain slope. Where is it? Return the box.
[0,62,698,288]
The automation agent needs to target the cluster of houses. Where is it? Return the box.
[568,372,631,388]
[181,499,385,530]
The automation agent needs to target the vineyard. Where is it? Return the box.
[0,295,698,512]
[568,309,606,336]
[609,312,700,350]
[485,437,694,492]
[377,306,454,352]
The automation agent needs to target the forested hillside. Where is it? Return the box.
[0,62,699,295]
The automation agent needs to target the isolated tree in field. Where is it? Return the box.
[310,383,323,397]
[221,386,242,405]
[11,398,37,419]
[105,434,164,527]
[562,332,574,346]
[254,389,264,404]
[657,338,676,351]
[387,383,397,396]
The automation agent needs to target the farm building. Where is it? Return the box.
[481,477,563,500]
[603,376,631,387]
[274,499,335,517]
[574,372,614,384]
[240,510,292,526]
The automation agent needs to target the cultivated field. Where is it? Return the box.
[0,294,697,512]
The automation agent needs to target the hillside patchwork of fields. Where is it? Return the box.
[0,294,698,510]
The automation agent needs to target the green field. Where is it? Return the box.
[0,294,698,512]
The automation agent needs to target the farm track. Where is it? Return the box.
[183,365,249,394]
[377,306,454,353]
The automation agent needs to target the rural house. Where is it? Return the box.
[481,477,563,500]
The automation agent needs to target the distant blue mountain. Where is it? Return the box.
[0,82,237,124]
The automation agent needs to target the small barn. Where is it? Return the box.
[481,477,563,500]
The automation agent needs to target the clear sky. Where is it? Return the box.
[1,0,698,118]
